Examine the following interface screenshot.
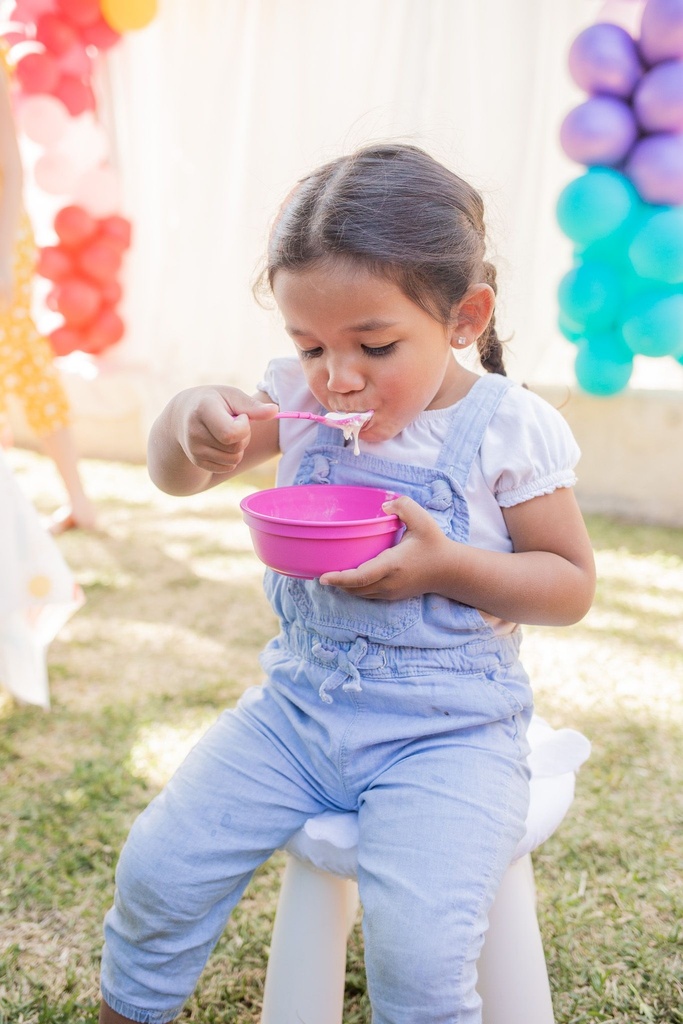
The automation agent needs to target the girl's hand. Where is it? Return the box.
[172,386,278,474]
[148,386,279,495]
[319,496,453,599]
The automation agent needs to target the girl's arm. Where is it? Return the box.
[147,386,280,495]
[319,487,596,627]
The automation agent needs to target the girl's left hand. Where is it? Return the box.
[319,495,453,599]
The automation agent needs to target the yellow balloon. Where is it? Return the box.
[100,0,158,33]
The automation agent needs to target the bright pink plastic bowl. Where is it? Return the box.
[240,484,403,579]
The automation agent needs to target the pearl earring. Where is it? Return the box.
[456,336,468,346]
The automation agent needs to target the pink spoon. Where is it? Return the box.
[274,410,373,427]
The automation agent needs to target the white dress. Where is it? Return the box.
[0,451,84,709]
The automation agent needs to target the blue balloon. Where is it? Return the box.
[557,169,638,247]
[558,312,583,343]
[621,291,683,357]
[575,337,633,395]
[558,260,622,332]
[628,207,683,284]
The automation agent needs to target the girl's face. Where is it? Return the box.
[272,262,473,442]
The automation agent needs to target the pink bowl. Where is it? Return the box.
[240,484,403,579]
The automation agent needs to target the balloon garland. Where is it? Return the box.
[558,0,683,395]
[0,0,157,357]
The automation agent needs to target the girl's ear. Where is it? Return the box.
[449,284,495,350]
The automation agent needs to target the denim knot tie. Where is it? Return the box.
[311,637,384,704]
[309,455,331,484]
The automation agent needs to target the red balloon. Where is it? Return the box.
[99,214,132,250]
[53,74,95,116]
[100,279,123,306]
[36,13,79,56]
[54,204,98,248]
[81,309,125,352]
[54,276,101,326]
[56,0,101,27]
[49,324,85,356]
[78,238,122,282]
[36,244,74,281]
[15,51,61,95]
[79,16,121,50]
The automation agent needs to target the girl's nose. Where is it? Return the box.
[326,358,365,394]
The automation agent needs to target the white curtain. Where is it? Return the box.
[77,0,682,428]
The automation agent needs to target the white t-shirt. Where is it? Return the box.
[259,357,580,554]
[258,358,581,634]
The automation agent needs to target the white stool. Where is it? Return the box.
[261,716,590,1024]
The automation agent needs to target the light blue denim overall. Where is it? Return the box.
[101,373,533,1024]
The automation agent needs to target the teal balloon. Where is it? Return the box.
[582,328,634,362]
[556,168,638,246]
[558,260,622,332]
[575,336,634,395]
[621,291,683,357]
[628,207,683,284]
[559,312,583,343]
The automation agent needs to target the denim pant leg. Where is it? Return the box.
[356,714,530,1024]
[101,686,330,1024]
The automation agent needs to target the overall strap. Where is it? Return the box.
[436,373,515,489]
[315,416,347,446]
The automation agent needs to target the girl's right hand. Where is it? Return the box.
[172,385,279,474]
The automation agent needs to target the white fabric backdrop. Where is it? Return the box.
[57,0,683,427]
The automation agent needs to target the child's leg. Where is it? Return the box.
[356,715,530,1024]
[100,689,330,1024]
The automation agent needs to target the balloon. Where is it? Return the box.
[81,308,125,352]
[35,12,78,55]
[15,51,61,94]
[57,42,91,77]
[49,324,85,356]
[558,312,583,343]
[73,165,121,217]
[628,207,683,283]
[54,75,96,116]
[634,59,683,132]
[33,150,78,194]
[36,244,74,281]
[560,96,638,166]
[557,260,622,332]
[55,0,101,26]
[568,22,642,97]
[79,15,121,49]
[574,337,634,396]
[100,278,123,306]
[625,132,683,204]
[17,0,57,18]
[54,203,98,247]
[621,291,683,356]
[639,0,683,64]
[77,238,122,282]
[100,0,157,33]
[99,214,132,250]
[58,113,109,175]
[16,93,69,145]
[556,168,638,246]
[53,276,101,326]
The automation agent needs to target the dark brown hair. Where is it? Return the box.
[260,143,506,375]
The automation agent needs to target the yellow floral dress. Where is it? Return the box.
[0,44,70,440]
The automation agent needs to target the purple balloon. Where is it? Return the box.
[560,96,638,166]
[640,0,683,64]
[625,132,683,204]
[568,22,642,97]
[634,59,683,131]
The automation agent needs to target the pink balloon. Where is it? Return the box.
[560,96,638,165]
[634,59,683,131]
[17,94,69,145]
[640,0,683,64]
[73,165,121,217]
[625,132,683,204]
[34,150,79,195]
[58,113,109,175]
[57,43,92,78]
[19,0,57,17]
[568,23,642,97]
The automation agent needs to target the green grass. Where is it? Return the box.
[1,450,682,1023]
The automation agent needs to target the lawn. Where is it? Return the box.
[1,448,682,1024]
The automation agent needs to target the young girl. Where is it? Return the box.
[100,144,595,1024]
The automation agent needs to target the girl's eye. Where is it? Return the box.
[298,347,323,360]
[363,342,397,357]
